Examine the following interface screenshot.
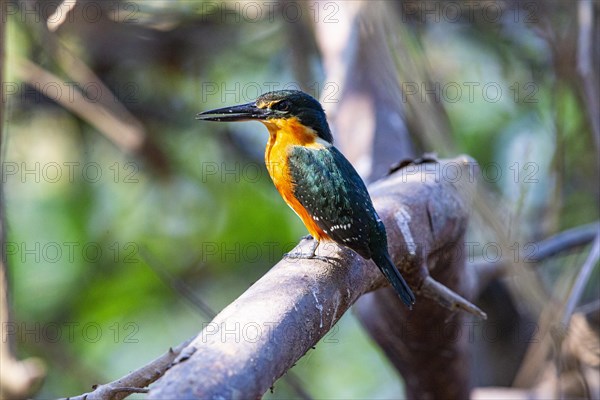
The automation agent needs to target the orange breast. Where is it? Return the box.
[262,118,330,241]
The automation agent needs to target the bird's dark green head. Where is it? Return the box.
[196,90,333,144]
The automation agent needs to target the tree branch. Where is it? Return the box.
[470,221,600,296]
[147,155,480,398]
[47,0,78,32]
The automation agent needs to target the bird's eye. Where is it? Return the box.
[274,100,291,112]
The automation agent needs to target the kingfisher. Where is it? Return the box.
[196,90,415,307]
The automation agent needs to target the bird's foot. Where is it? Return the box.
[284,252,332,263]
[284,250,310,259]
[285,239,330,262]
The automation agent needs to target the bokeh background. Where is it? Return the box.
[1,0,598,398]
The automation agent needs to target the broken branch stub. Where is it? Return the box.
[148,156,480,399]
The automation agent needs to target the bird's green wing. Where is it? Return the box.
[287,145,380,259]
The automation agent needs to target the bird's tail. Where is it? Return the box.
[371,250,416,308]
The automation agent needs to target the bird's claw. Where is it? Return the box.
[284,252,332,263]
[284,251,311,259]
[285,237,320,260]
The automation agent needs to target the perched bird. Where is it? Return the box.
[196,90,415,307]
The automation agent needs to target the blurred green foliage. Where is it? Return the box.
[2,0,598,398]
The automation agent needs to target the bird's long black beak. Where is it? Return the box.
[195,102,270,122]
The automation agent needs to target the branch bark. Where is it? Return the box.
[148,155,480,398]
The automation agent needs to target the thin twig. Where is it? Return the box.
[65,338,193,400]
[14,58,145,154]
[47,0,78,32]
[560,235,600,328]
[535,222,600,262]
[471,221,599,295]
